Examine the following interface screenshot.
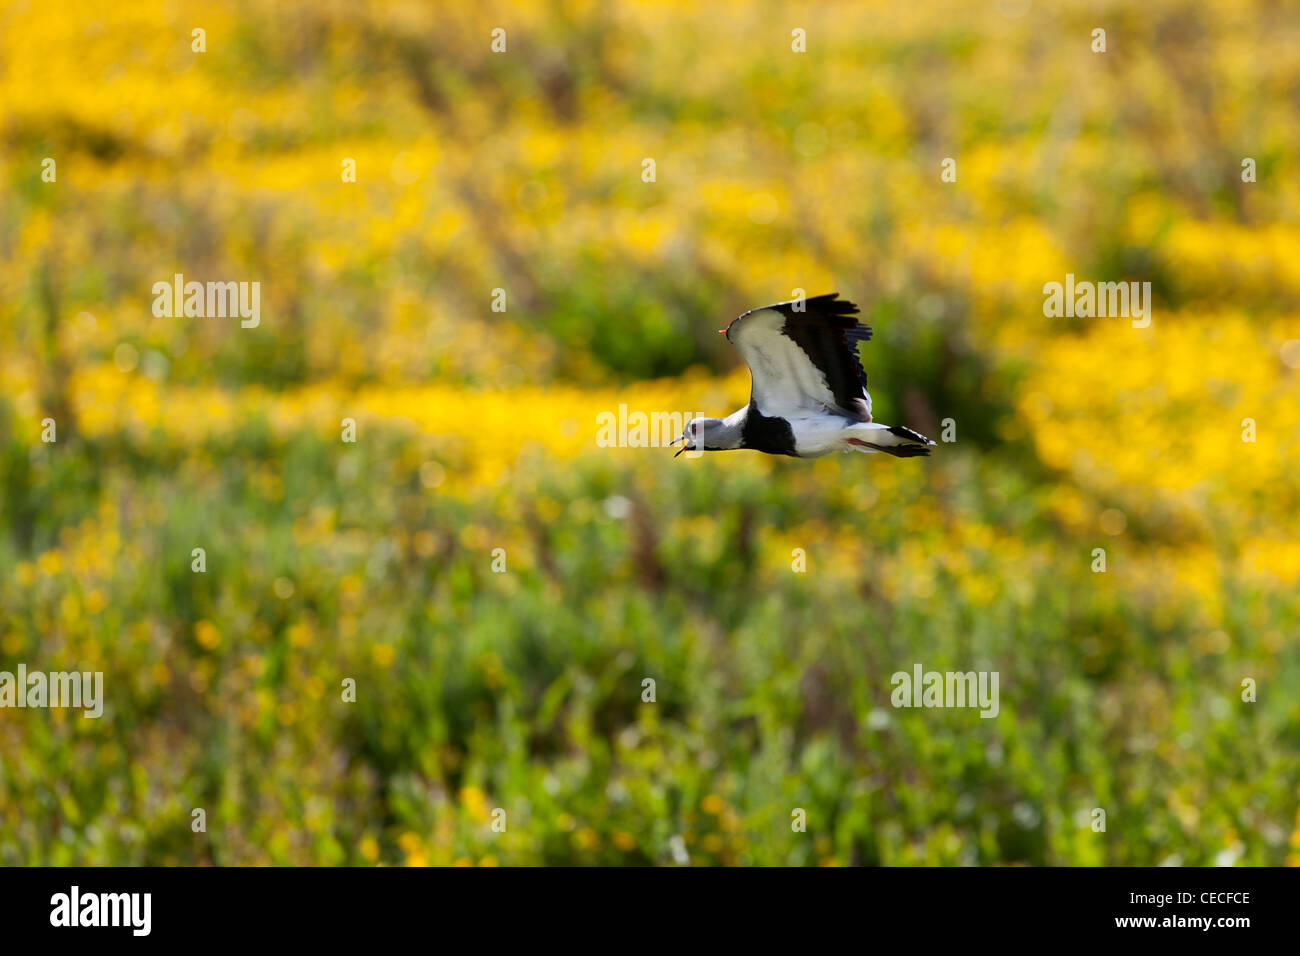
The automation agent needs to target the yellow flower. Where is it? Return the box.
[359,837,379,862]
[194,620,221,650]
[37,550,62,576]
[287,623,311,648]
[459,786,490,823]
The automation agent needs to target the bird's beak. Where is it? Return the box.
[717,328,728,336]
[674,445,687,458]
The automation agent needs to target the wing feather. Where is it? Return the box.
[724,293,872,421]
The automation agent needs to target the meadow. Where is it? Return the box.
[0,0,1298,865]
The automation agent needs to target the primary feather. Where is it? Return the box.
[724,293,873,423]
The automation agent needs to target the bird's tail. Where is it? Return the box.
[844,423,936,458]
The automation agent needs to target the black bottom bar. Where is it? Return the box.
[0,865,1282,942]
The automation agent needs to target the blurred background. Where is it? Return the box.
[1,0,1298,865]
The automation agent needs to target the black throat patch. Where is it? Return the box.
[740,403,798,457]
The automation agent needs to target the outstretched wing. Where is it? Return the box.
[723,293,872,422]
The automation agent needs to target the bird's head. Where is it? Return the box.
[671,417,729,457]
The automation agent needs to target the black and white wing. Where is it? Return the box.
[723,293,872,422]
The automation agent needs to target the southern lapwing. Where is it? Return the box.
[672,293,936,459]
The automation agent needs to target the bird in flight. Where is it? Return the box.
[672,293,935,459]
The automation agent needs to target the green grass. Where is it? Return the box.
[2,416,1294,865]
